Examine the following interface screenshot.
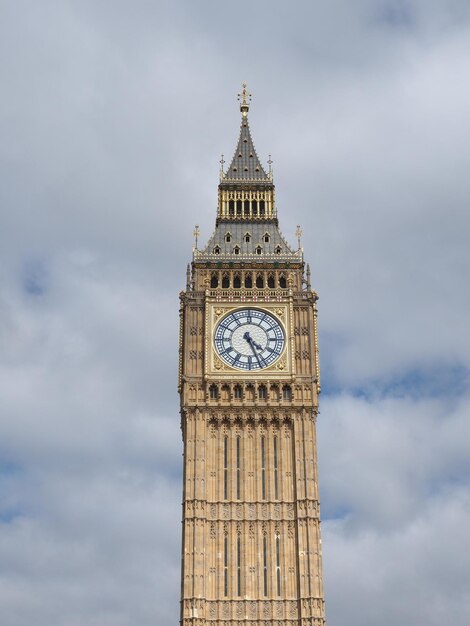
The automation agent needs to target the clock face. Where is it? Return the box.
[214,308,285,370]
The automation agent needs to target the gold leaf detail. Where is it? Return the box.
[214,357,224,370]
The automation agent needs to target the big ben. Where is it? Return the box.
[178,85,326,625]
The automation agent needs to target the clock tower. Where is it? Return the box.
[178,85,326,625]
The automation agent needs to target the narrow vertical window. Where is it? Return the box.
[274,435,279,500]
[224,535,228,596]
[224,436,228,500]
[263,536,268,596]
[261,435,266,500]
[237,535,241,596]
[236,436,241,500]
[276,535,281,596]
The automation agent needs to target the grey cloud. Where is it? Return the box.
[1,1,469,625]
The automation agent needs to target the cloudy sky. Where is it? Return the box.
[1,1,469,624]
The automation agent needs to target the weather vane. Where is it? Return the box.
[295,225,303,249]
[238,81,251,115]
[193,224,200,249]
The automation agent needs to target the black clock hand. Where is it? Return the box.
[243,331,263,351]
[243,332,266,367]
[249,340,264,366]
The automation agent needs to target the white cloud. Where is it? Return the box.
[0,1,469,624]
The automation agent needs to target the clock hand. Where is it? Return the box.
[249,342,264,367]
[243,331,263,351]
[243,332,267,368]
[243,331,252,343]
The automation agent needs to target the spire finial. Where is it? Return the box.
[268,154,273,179]
[219,154,225,180]
[238,81,251,117]
[295,225,303,249]
[193,224,200,249]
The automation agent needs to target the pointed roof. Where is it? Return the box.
[194,220,302,263]
[221,83,271,183]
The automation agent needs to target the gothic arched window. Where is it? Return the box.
[270,384,280,401]
[282,385,292,401]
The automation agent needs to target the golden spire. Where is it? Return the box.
[238,81,251,117]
